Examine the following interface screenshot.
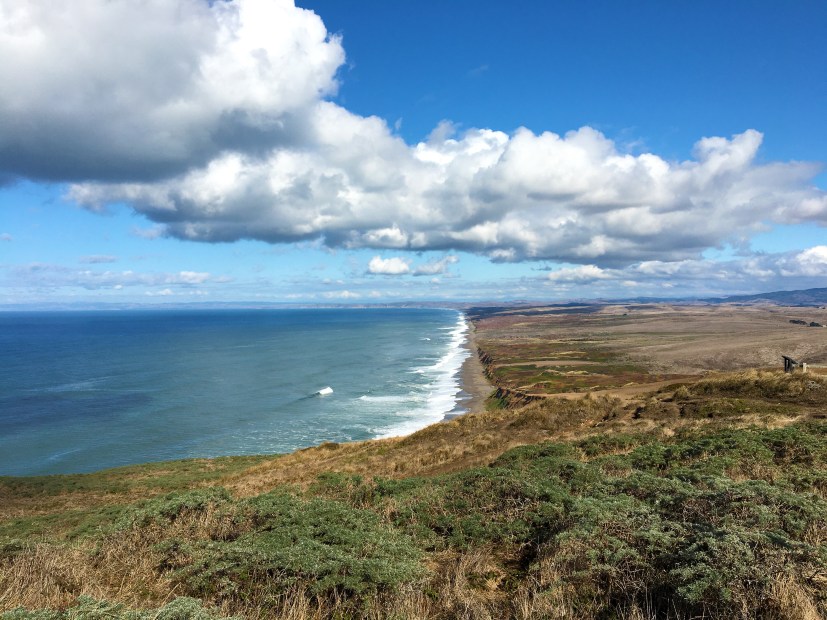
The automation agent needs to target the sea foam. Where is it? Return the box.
[374,313,470,439]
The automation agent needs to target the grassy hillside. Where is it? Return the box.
[2,368,826,619]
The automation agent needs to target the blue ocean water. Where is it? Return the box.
[0,308,468,476]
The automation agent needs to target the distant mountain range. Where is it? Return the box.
[708,287,827,306]
[606,287,827,307]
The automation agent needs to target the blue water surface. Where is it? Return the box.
[0,308,466,476]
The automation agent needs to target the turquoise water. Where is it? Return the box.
[0,308,468,476]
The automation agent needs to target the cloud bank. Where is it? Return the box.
[545,246,827,294]
[1,0,825,275]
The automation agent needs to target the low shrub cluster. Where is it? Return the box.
[105,489,424,616]
[311,423,827,618]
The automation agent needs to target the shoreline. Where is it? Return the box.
[444,319,494,420]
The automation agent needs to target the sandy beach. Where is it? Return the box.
[445,321,494,419]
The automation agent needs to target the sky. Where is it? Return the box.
[1,0,825,306]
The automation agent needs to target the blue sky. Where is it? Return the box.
[1,0,825,306]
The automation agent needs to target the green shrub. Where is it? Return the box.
[577,433,650,457]
[370,423,827,617]
[162,492,424,605]
[115,488,232,530]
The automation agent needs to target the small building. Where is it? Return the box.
[782,355,808,373]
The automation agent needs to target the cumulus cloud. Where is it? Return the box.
[2,0,825,270]
[70,117,827,267]
[367,256,411,275]
[547,265,612,283]
[0,0,343,181]
[367,254,458,276]
[0,233,11,241]
[782,246,827,276]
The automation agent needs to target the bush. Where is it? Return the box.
[370,423,827,617]
[115,488,232,530]
[162,492,424,606]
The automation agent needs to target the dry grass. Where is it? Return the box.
[222,395,629,497]
[0,538,172,611]
[767,575,824,620]
[473,303,827,394]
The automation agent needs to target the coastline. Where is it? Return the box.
[445,319,494,420]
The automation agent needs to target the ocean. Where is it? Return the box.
[0,308,469,477]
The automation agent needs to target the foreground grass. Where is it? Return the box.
[2,370,826,619]
[0,456,270,541]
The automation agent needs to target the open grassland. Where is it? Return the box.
[3,304,827,619]
[472,303,827,396]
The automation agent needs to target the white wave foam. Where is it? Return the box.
[47,447,83,462]
[40,377,111,393]
[374,312,470,439]
[359,394,424,404]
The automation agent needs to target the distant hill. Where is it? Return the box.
[709,287,827,306]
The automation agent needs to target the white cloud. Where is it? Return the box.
[367,256,411,275]
[1,0,824,272]
[8,264,224,290]
[541,245,827,296]
[367,254,459,276]
[71,118,827,267]
[0,233,11,241]
[0,0,343,181]
[779,246,827,277]
[547,265,611,283]
[413,255,459,276]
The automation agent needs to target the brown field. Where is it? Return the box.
[472,302,827,397]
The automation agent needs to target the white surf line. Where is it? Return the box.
[374,312,470,439]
